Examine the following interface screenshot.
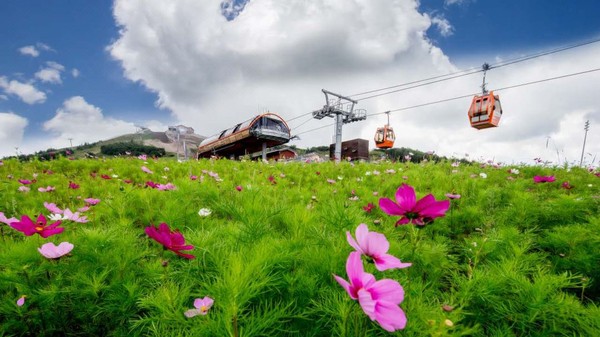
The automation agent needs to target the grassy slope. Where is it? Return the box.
[0,158,599,336]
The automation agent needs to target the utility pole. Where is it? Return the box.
[580,120,590,167]
[68,138,73,147]
[312,89,367,162]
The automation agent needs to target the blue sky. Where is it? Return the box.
[1,0,600,165]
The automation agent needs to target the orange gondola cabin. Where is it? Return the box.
[374,111,395,149]
[468,90,503,130]
[374,125,395,149]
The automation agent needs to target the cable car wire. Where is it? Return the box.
[292,65,600,138]
[349,36,600,101]
[288,37,600,134]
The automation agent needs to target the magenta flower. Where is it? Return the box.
[235,185,243,192]
[190,175,198,181]
[145,223,195,259]
[533,175,556,183]
[38,242,74,259]
[18,179,32,185]
[347,224,411,271]
[0,212,18,225]
[141,166,153,174]
[146,181,158,188]
[334,252,407,331]
[379,184,450,226]
[101,174,111,180]
[561,181,573,190]
[68,181,80,189]
[363,203,375,213]
[184,296,214,317]
[17,295,26,307]
[9,214,64,238]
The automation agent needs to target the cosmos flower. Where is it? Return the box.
[38,242,74,259]
[18,186,30,192]
[37,186,55,193]
[235,185,243,191]
[445,193,461,199]
[379,184,449,226]
[44,202,64,214]
[17,295,26,307]
[0,212,18,225]
[333,252,407,332]
[9,214,64,238]
[184,297,214,317]
[84,198,101,205]
[363,203,375,213]
[63,209,88,223]
[346,224,411,271]
[198,208,212,217]
[141,166,153,174]
[18,179,32,185]
[68,181,80,189]
[145,223,195,259]
[533,175,556,183]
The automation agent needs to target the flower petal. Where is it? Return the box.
[395,184,416,210]
[378,198,404,216]
[373,300,407,332]
[373,254,412,271]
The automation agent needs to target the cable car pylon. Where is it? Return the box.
[312,89,367,162]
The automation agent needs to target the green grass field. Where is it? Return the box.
[1,157,599,336]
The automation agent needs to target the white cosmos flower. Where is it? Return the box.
[198,208,212,217]
[48,213,66,221]
[480,173,488,179]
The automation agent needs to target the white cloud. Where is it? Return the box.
[35,62,65,84]
[42,96,138,147]
[108,0,600,166]
[18,45,39,57]
[0,76,47,104]
[0,112,28,157]
[444,0,472,6]
[71,68,80,78]
[431,15,454,37]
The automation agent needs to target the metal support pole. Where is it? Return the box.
[580,120,590,167]
[334,113,343,162]
[262,142,267,161]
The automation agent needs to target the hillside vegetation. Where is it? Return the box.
[0,157,599,336]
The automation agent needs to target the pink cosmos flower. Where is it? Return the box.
[156,183,176,191]
[78,206,90,212]
[145,223,195,259]
[84,198,101,205]
[63,209,89,223]
[141,166,153,174]
[38,186,55,193]
[146,181,158,188]
[18,179,32,185]
[0,212,18,225]
[445,193,461,199]
[101,174,111,180]
[68,181,80,189]
[44,202,64,214]
[17,295,26,307]
[533,175,556,183]
[235,185,243,192]
[9,214,64,238]
[38,242,74,259]
[190,175,198,180]
[326,179,336,184]
[379,184,450,226]
[347,224,411,271]
[138,154,147,160]
[334,252,407,332]
[184,297,214,317]
[18,186,30,192]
